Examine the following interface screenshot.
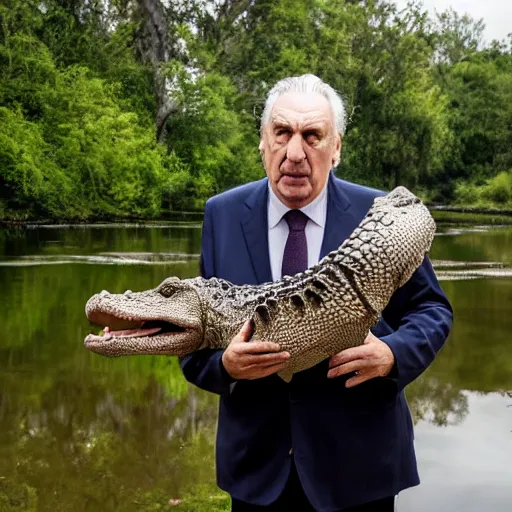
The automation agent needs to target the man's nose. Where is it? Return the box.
[286,133,306,163]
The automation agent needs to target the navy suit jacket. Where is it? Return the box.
[180,173,453,511]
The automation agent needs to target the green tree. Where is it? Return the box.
[1,0,511,218]
[166,63,262,209]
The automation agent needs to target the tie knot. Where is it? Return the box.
[284,209,309,232]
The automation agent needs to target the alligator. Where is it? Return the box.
[84,186,436,382]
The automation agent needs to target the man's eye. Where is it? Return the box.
[304,132,320,143]
[276,129,290,137]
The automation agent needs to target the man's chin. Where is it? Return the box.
[277,183,312,207]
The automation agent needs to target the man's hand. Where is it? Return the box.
[222,320,291,380]
[327,331,395,387]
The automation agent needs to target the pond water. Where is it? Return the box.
[0,222,511,511]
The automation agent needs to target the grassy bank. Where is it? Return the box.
[3,207,512,227]
[0,211,205,226]
[431,209,512,225]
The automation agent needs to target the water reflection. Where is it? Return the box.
[431,224,512,266]
[407,378,469,427]
[399,392,512,512]
[0,224,511,511]
[0,252,199,266]
[0,224,201,260]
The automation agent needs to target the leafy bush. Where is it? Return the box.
[0,53,186,219]
[453,172,512,208]
[0,107,76,217]
[453,180,482,206]
[166,65,263,209]
[481,171,512,205]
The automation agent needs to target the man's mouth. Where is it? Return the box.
[281,174,309,183]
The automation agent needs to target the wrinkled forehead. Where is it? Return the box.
[269,92,335,129]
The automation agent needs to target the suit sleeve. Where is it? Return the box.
[179,200,235,395]
[378,256,453,392]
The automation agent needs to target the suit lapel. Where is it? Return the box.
[241,180,273,284]
[320,173,360,258]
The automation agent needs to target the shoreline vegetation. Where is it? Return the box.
[2,207,512,228]
[1,1,511,225]
[430,207,512,225]
[0,211,205,226]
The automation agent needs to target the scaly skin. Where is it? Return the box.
[84,186,436,382]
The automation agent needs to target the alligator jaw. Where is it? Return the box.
[84,331,194,357]
[84,312,198,357]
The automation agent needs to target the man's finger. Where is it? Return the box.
[237,320,254,342]
[247,362,288,379]
[327,360,368,379]
[329,345,371,367]
[242,352,290,367]
[345,371,373,388]
[237,340,285,354]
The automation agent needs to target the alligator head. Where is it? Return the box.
[84,277,207,357]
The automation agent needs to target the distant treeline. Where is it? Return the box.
[1,0,511,220]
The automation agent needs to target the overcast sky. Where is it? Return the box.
[392,0,512,44]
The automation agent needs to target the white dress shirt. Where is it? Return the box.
[268,182,328,281]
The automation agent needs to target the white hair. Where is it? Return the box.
[260,74,347,136]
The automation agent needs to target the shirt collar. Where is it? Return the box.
[267,179,328,229]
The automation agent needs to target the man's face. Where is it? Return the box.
[260,92,341,209]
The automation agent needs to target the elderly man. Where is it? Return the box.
[180,74,453,512]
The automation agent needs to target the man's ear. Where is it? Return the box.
[332,134,342,166]
[259,139,264,154]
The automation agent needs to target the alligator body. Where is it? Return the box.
[84,186,436,382]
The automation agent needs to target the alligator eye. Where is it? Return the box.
[156,277,180,298]
[158,285,175,298]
